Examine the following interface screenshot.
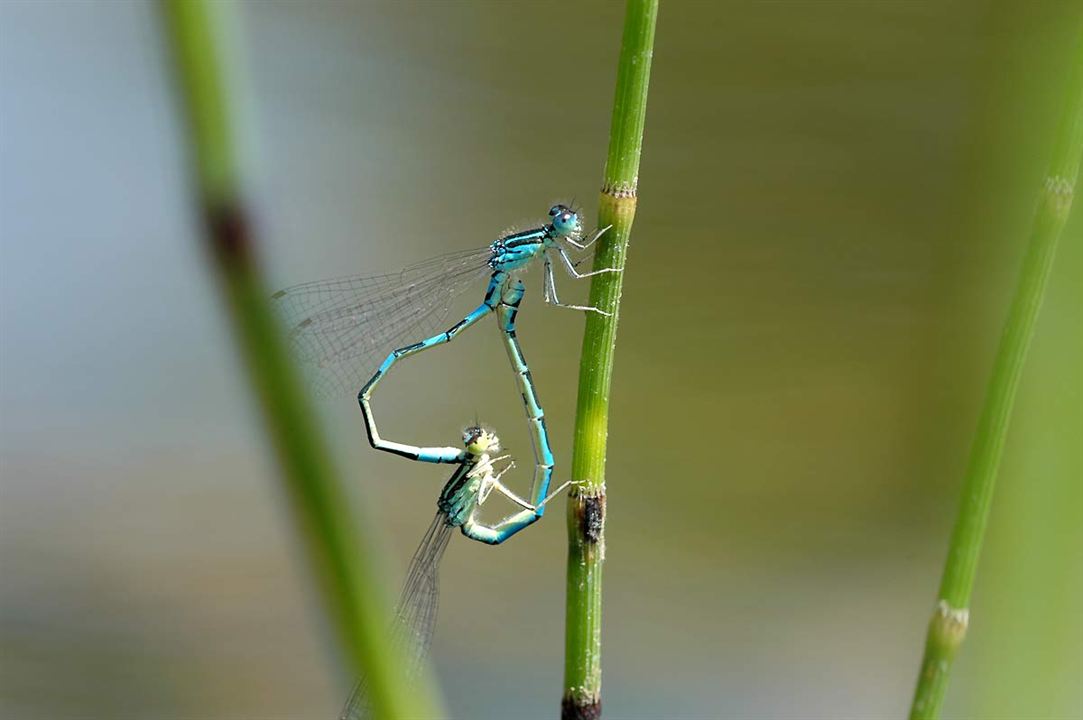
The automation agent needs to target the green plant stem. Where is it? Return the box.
[161,2,436,718]
[909,28,1083,720]
[562,1,657,718]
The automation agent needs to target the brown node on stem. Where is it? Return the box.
[571,484,606,546]
[561,694,602,720]
[204,200,253,266]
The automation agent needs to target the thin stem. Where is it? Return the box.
[562,1,658,718]
[160,2,437,718]
[909,27,1083,720]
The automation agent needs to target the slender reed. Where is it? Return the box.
[562,2,658,718]
[909,29,1083,720]
[160,2,436,717]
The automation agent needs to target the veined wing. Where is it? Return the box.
[390,512,452,685]
[340,513,453,720]
[273,246,493,398]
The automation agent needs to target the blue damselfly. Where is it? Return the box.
[273,204,613,543]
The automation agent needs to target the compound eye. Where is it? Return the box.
[548,205,562,217]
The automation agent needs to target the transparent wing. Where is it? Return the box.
[391,512,452,681]
[340,513,453,720]
[273,246,494,398]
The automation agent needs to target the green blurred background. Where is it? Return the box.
[1,1,1079,718]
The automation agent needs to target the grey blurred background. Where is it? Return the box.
[1,1,1080,719]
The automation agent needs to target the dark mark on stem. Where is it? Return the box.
[562,695,602,720]
[579,491,605,545]
[204,200,252,266]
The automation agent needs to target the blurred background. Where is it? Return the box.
[1,1,1080,718]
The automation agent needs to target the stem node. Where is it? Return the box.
[561,693,603,720]
[1043,174,1075,217]
[599,191,638,226]
[928,600,970,651]
[601,181,638,199]
[572,485,607,548]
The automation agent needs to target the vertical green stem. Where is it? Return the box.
[160,2,436,718]
[909,28,1083,720]
[562,2,658,718]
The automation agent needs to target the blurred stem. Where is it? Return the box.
[562,1,657,718]
[909,26,1083,720]
[161,2,436,718]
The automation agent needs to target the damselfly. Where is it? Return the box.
[273,204,613,540]
[339,424,575,720]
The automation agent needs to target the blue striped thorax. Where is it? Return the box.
[488,228,546,271]
[487,204,584,272]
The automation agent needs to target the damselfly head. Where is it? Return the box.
[548,204,582,239]
[463,425,500,455]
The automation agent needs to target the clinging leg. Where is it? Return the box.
[487,477,579,512]
[543,258,612,316]
[556,245,621,279]
[477,456,514,505]
[563,224,612,251]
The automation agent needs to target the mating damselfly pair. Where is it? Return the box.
[272,204,615,718]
